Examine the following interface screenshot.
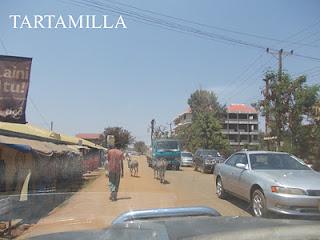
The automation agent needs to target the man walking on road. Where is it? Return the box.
[107,145,124,201]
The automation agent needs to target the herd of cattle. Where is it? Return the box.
[126,155,168,184]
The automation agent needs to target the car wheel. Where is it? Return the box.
[251,189,268,217]
[194,163,198,171]
[201,164,205,173]
[216,177,227,199]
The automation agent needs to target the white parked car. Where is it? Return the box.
[180,152,193,167]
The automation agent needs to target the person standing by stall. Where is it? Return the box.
[107,145,124,201]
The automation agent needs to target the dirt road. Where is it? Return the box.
[22,156,250,238]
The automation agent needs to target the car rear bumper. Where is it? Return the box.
[266,193,320,216]
[166,160,180,169]
[181,160,193,167]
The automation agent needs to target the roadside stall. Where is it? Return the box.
[0,133,83,233]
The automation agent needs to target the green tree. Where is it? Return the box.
[102,127,134,149]
[259,70,319,158]
[153,125,168,139]
[188,89,225,117]
[186,112,229,153]
[176,89,229,155]
[133,141,148,154]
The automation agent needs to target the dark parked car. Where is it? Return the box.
[194,149,224,173]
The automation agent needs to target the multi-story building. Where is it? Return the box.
[172,108,192,134]
[222,104,259,149]
[173,104,259,149]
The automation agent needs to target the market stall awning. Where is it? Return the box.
[67,145,90,151]
[0,135,79,155]
[0,122,105,150]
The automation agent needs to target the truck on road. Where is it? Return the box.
[148,139,181,171]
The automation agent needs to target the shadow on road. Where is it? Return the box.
[116,197,132,201]
[224,195,252,216]
[152,178,170,185]
[224,196,320,221]
[163,180,170,185]
[11,177,97,226]
[130,176,140,178]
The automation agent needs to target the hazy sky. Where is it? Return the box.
[1,0,320,143]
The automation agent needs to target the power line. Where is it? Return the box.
[70,0,269,50]
[0,37,8,54]
[283,17,320,43]
[292,66,320,78]
[218,52,266,102]
[66,0,320,64]
[70,0,285,108]
[225,57,276,104]
[306,69,320,78]
[216,18,320,104]
[67,0,320,106]
[29,97,51,129]
[274,17,320,62]
[292,52,320,62]
[287,31,320,55]
[100,0,318,48]
[219,53,264,100]
[221,56,274,104]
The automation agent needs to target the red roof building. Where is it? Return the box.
[75,133,102,144]
[173,103,259,150]
[227,104,257,114]
[224,104,259,149]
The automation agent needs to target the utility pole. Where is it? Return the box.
[263,76,270,150]
[150,119,155,144]
[167,122,172,137]
[264,77,269,135]
[266,48,293,149]
[278,49,283,82]
[266,48,293,81]
[50,121,53,131]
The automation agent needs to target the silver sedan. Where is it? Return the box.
[180,151,194,167]
[214,151,320,217]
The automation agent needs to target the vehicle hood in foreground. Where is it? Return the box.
[255,170,320,189]
[29,216,320,240]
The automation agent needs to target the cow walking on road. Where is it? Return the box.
[153,158,167,184]
[128,158,139,177]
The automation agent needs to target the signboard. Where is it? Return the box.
[263,136,278,141]
[0,55,32,123]
[107,135,115,146]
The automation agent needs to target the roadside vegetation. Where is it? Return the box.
[175,89,231,156]
[258,70,320,170]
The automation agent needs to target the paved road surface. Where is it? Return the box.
[22,155,250,238]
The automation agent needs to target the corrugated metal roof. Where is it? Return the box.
[0,122,104,150]
[75,133,102,140]
[0,135,79,155]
